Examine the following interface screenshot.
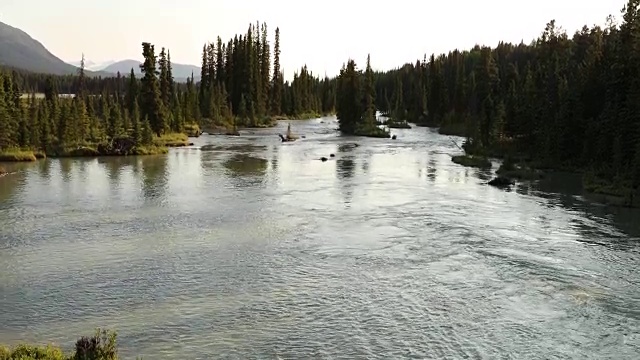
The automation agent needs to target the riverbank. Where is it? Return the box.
[452,139,639,207]
[0,133,192,163]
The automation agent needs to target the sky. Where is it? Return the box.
[0,0,625,81]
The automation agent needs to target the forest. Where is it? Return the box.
[1,2,640,202]
[0,22,337,161]
[366,1,640,201]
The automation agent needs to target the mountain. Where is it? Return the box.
[102,59,201,82]
[67,59,116,72]
[0,21,114,77]
[0,20,198,81]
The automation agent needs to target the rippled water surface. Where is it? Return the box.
[1,118,639,359]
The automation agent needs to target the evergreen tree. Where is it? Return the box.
[139,42,166,136]
[271,27,282,115]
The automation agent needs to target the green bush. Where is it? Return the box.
[0,329,122,360]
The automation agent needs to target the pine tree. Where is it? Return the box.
[159,47,171,108]
[139,42,166,136]
[271,27,282,115]
[132,99,142,144]
[363,54,376,128]
[336,59,362,134]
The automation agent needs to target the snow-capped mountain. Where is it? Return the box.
[67,59,117,72]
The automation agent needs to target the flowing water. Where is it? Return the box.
[0,117,639,359]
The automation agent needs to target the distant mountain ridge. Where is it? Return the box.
[101,59,201,82]
[0,21,112,77]
[0,20,199,82]
[67,59,117,72]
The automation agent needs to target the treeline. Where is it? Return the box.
[372,1,640,193]
[197,22,335,127]
[3,65,188,96]
[0,49,187,157]
[0,23,340,158]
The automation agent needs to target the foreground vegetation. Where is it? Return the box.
[0,329,132,360]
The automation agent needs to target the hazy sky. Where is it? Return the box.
[0,0,625,80]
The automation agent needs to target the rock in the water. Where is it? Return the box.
[320,157,328,162]
[330,154,335,157]
[488,176,514,187]
[391,135,397,140]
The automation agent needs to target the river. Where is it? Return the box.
[0,117,639,359]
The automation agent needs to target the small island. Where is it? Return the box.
[335,55,391,139]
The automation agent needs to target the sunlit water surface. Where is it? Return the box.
[1,118,639,359]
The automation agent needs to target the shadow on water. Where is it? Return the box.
[140,155,169,201]
[530,171,640,241]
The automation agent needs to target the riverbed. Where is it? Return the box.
[0,117,639,359]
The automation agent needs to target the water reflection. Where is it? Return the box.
[223,154,268,188]
[427,157,437,182]
[336,157,355,205]
[37,159,52,180]
[59,159,73,182]
[140,156,168,201]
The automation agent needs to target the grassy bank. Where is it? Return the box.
[183,123,201,137]
[152,133,191,148]
[0,133,189,163]
[0,148,46,162]
[0,329,131,360]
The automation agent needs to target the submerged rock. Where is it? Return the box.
[488,176,515,187]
